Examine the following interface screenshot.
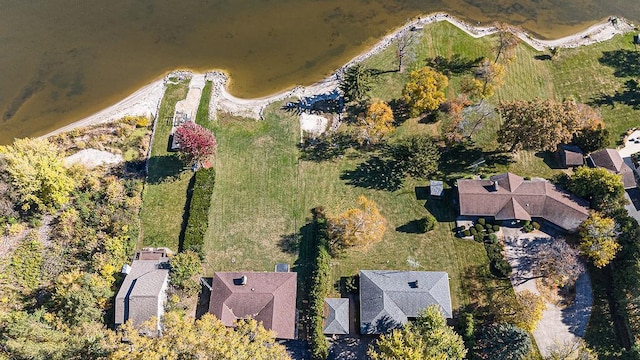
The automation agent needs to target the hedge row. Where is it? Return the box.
[182,168,215,257]
[309,211,331,360]
[484,235,511,278]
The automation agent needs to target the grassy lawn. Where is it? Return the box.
[203,104,511,313]
[140,77,192,250]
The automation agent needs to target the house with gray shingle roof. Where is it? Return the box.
[323,298,349,335]
[556,144,584,168]
[457,173,590,232]
[359,270,452,335]
[115,249,171,330]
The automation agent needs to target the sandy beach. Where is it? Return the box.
[43,13,635,137]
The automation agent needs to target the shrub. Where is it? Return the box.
[418,213,437,233]
[493,259,512,278]
[463,230,471,237]
[475,223,484,231]
[470,228,478,236]
[523,220,530,226]
[459,225,466,231]
[474,233,485,243]
[478,218,486,226]
[484,223,492,230]
[492,225,500,231]
[523,224,534,233]
[532,221,540,230]
[487,228,494,234]
[458,312,475,347]
[170,251,202,296]
[183,168,215,257]
[487,233,498,243]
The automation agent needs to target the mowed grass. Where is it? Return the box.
[203,105,510,311]
[140,78,192,250]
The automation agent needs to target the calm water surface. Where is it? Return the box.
[0,0,638,143]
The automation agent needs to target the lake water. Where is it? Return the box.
[0,0,638,143]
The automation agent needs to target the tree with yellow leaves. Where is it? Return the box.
[579,212,620,268]
[104,312,291,360]
[0,137,75,213]
[327,195,387,255]
[357,99,395,145]
[402,67,448,117]
[492,290,546,333]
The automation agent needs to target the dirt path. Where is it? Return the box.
[502,226,593,357]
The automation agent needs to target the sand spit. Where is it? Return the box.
[43,13,635,136]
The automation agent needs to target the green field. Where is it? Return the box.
[140,77,192,251]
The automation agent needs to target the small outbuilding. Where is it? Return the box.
[430,180,444,198]
[323,298,350,335]
[556,144,584,168]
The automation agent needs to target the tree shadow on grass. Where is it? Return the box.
[424,194,456,222]
[340,156,404,191]
[146,154,185,184]
[388,98,410,127]
[599,49,640,78]
[278,233,300,255]
[590,79,640,110]
[534,54,552,61]
[535,151,563,169]
[438,143,516,177]
[396,220,423,234]
[177,173,196,252]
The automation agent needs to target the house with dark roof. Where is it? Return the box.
[115,249,171,330]
[359,270,452,335]
[457,173,590,232]
[209,271,297,339]
[587,149,637,189]
[556,144,584,168]
[323,298,349,335]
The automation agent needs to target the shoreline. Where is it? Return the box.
[43,13,635,138]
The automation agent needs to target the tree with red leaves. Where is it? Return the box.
[174,122,217,169]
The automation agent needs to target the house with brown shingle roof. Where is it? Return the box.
[556,144,584,168]
[209,271,297,339]
[457,173,590,232]
[587,149,637,189]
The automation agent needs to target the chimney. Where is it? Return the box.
[240,275,247,286]
[121,264,131,275]
[492,181,498,192]
[415,280,419,288]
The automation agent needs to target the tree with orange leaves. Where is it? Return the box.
[327,195,387,255]
[357,99,395,145]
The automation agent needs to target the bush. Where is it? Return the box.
[532,221,540,230]
[493,259,512,278]
[418,213,437,233]
[484,223,492,230]
[474,233,485,243]
[309,214,331,360]
[522,224,533,233]
[492,225,500,231]
[475,223,484,231]
[470,228,478,236]
[463,230,471,237]
[487,233,498,244]
[170,251,202,296]
[459,225,466,231]
[487,228,494,234]
[523,220,530,226]
[458,312,475,348]
[182,169,215,257]
[478,218,486,226]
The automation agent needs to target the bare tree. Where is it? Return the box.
[533,237,585,288]
[396,33,415,73]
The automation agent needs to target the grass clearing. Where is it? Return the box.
[140,78,192,250]
[203,105,510,313]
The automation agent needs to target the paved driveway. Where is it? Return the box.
[502,226,592,357]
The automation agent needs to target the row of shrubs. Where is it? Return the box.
[460,217,501,239]
[182,168,216,257]
[309,208,331,360]
[483,233,511,278]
